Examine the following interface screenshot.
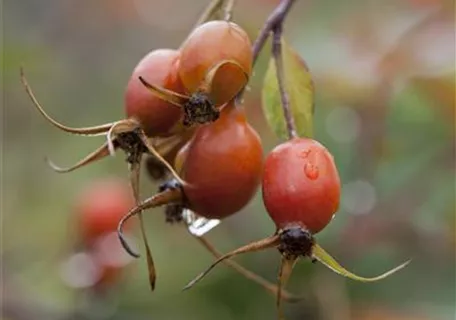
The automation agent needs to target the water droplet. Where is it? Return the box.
[304,162,319,180]
[300,149,319,180]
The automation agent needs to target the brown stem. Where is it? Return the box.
[272,27,297,139]
[192,233,302,302]
[235,0,297,104]
[252,0,296,65]
[117,188,183,258]
[182,235,281,291]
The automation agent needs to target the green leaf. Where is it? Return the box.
[262,40,314,139]
[311,243,411,282]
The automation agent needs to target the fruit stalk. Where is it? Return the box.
[236,0,298,140]
[272,25,297,139]
[251,0,297,65]
[192,0,224,31]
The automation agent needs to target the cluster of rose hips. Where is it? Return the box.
[22,15,296,299]
[22,1,409,318]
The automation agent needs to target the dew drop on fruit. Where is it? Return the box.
[300,149,319,180]
[304,162,319,180]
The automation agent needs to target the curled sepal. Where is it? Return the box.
[311,243,411,282]
[191,233,302,303]
[205,59,250,106]
[277,255,298,320]
[138,76,190,108]
[117,188,183,258]
[183,235,281,291]
[20,67,114,136]
[137,130,186,186]
[46,140,115,173]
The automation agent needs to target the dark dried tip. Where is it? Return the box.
[116,130,146,164]
[118,231,141,258]
[183,92,219,126]
[278,226,314,258]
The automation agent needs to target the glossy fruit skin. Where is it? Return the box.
[262,138,341,234]
[179,21,253,106]
[75,178,135,245]
[125,49,185,137]
[178,101,263,219]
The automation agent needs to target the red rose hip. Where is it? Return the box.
[76,178,135,245]
[125,49,185,137]
[262,138,341,234]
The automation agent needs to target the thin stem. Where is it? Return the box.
[192,0,224,32]
[252,0,296,66]
[235,0,297,104]
[272,26,297,139]
[223,0,236,21]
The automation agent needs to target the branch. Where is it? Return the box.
[251,0,296,66]
[272,24,297,139]
[192,0,224,31]
[236,0,298,139]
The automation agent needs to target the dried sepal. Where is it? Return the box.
[117,187,183,258]
[129,154,157,291]
[183,235,281,291]
[311,243,411,282]
[277,255,297,320]
[192,233,302,303]
[138,76,190,107]
[137,130,186,186]
[46,141,115,173]
[20,67,114,136]
[204,59,250,106]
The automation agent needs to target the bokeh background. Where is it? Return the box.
[2,0,455,319]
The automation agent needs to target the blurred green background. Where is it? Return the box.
[2,0,455,319]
